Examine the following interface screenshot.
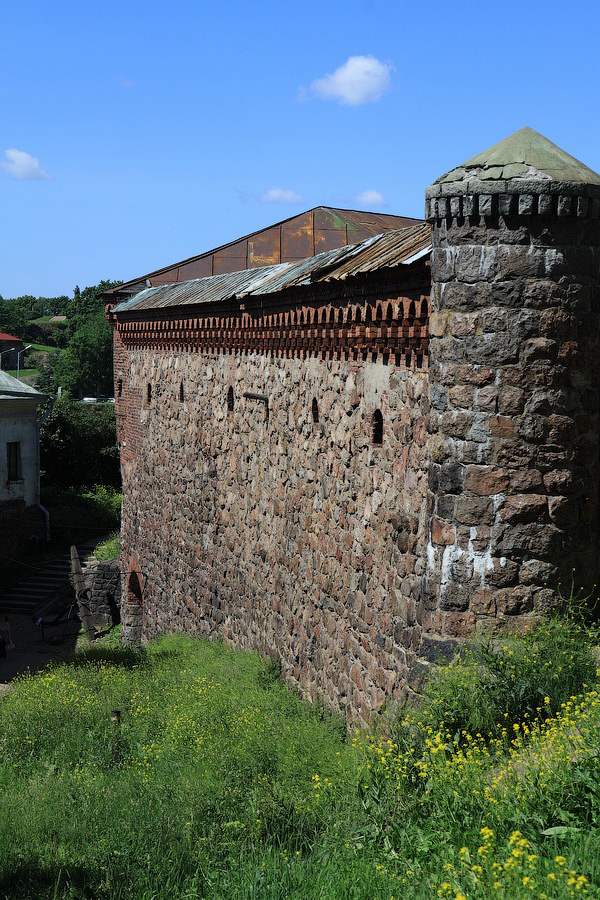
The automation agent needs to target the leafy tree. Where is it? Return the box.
[0,296,28,337]
[40,397,120,489]
[52,312,114,397]
[36,280,121,397]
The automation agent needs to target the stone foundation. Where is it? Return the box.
[81,557,121,632]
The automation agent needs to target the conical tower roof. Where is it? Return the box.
[427,127,600,194]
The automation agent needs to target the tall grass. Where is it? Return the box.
[0,620,598,899]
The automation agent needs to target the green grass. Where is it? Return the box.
[0,621,599,899]
[4,368,38,378]
[93,531,120,559]
[28,342,60,352]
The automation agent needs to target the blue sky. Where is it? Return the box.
[2,0,600,297]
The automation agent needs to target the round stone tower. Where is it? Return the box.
[424,127,600,635]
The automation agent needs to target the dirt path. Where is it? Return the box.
[0,611,81,692]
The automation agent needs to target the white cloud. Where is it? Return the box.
[260,187,303,204]
[356,189,387,207]
[118,77,136,88]
[0,149,51,180]
[310,55,393,106]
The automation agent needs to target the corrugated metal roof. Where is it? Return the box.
[112,223,431,315]
[104,207,425,300]
[0,370,45,400]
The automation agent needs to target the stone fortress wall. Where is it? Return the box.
[114,277,433,721]
[110,129,600,721]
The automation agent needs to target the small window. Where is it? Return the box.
[312,398,319,424]
[7,442,22,481]
[227,386,234,412]
[372,410,383,445]
[179,381,184,402]
[147,384,152,404]
[117,379,123,398]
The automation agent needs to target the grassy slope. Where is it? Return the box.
[0,630,598,899]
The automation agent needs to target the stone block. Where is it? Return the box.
[489,416,516,438]
[548,414,576,443]
[497,386,525,415]
[454,496,495,525]
[499,494,547,524]
[449,384,475,409]
[509,468,543,492]
[443,611,476,637]
[478,195,493,217]
[558,195,573,216]
[420,637,460,664]
[471,588,496,615]
[486,557,519,587]
[464,465,509,496]
[548,495,579,526]
[519,558,555,586]
[543,469,577,495]
[518,194,534,215]
[495,586,533,615]
[517,415,548,443]
[431,517,456,546]
[475,385,498,412]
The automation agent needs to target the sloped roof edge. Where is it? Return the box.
[111,222,431,315]
[104,206,423,300]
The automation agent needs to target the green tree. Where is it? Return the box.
[40,396,120,489]
[36,280,121,397]
[52,312,114,397]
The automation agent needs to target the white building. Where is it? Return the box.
[0,372,48,553]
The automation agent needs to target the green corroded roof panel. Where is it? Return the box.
[435,127,600,186]
[0,370,45,400]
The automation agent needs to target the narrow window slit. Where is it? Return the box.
[372,409,383,445]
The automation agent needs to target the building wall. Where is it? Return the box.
[0,403,40,506]
[116,343,430,721]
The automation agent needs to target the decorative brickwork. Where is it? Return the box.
[110,288,429,369]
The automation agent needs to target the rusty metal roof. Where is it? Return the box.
[111,223,431,315]
[105,207,424,302]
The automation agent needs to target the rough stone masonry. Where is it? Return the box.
[108,128,600,722]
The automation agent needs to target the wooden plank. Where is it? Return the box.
[70,545,97,643]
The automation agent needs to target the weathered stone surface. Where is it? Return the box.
[500,494,547,523]
[82,557,121,631]
[464,465,509,496]
[454,496,495,525]
[431,517,455,545]
[426,143,600,647]
[114,345,431,723]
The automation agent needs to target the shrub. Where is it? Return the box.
[396,616,598,747]
[78,485,121,528]
[94,531,120,559]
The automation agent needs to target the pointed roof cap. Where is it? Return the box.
[427,127,600,196]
